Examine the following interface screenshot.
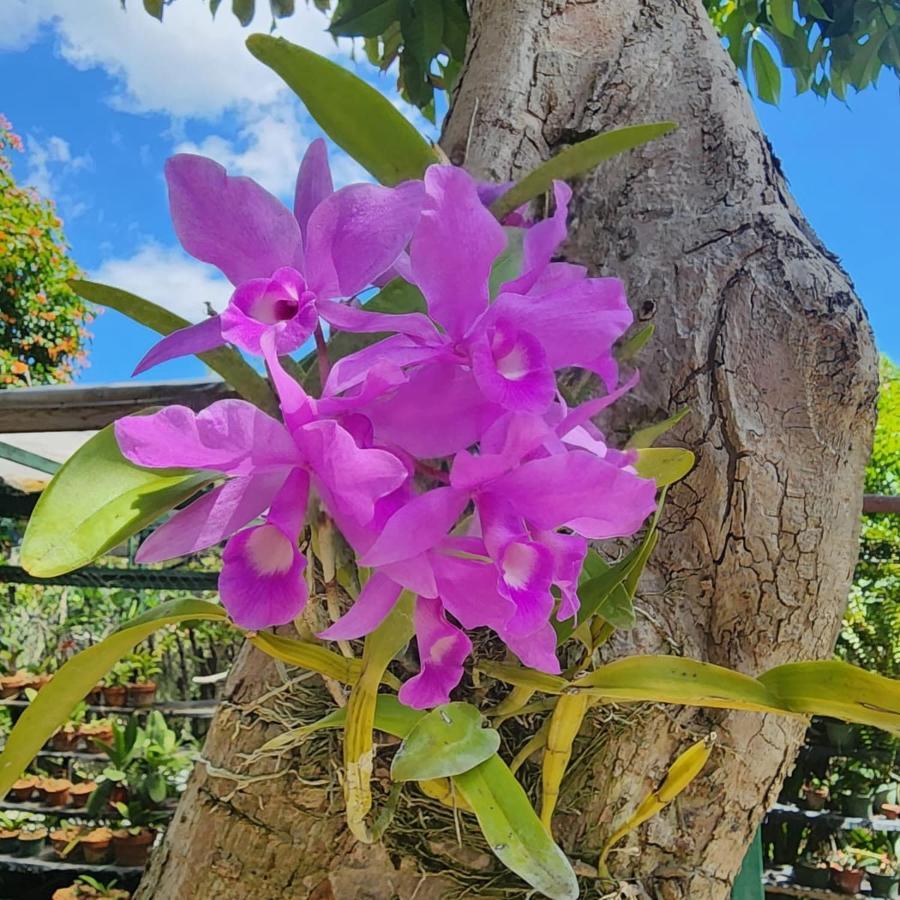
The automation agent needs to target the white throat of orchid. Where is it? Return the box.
[245,524,296,575]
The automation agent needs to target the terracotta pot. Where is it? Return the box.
[102,685,127,707]
[50,828,82,861]
[883,803,900,820]
[832,866,866,895]
[85,684,103,704]
[16,828,48,857]
[9,776,37,803]
[51,889,77,900]
[32,674,52,691]
[0,673,27,699]
[68,781,97,809]
[79,723,113,746]
[126,681,158,708]
[81,827,113,864]
[112,827,156,866]
[41,777,73,807]
[0,829,20,854]
[49,727,81,752]
[109,783,129,807]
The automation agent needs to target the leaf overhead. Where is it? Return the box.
[490,123,677,220]
[246,35,438,185]
[21,425,212,578]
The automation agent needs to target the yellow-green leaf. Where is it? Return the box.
[391,702,500,781]
[635,447,695,487]
[454,755,579,900]
[21,426,212,578]
[477,661,567,695]
[249,632,365,685]
[0,599,228,797]
[626,407,690,449]
[70,279,274,413]
[246,35,438,185]
[490,123,677,221]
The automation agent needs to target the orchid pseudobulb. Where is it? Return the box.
[116,143,656,709]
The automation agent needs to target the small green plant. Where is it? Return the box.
[104,660,134,688]
[125,648,162,685]
[833,759,878,797]
[69,875,130,899]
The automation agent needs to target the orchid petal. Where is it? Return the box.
[431,551,514,631]
[132,315,224,376]
[359,487,468,567]
[165,154,301,285]
[297,420,408,526]
[364,362,503,459]
[489,277,632,381]
[136,472,286,563]
[294,138,333,243]
[381,554,438,598]
[317,299,439,342]
[318,572,402,640]
[398,596,472,709]
[410,166,506,339]
[469,318,556,413]
[539,530,587,622]
[494,452,657,537]
[502,622,561,674]
[305,181,424,299]
[500,181,572,294]
[261,331,317,433]
[115,400,297,476]
[220,267,318,356]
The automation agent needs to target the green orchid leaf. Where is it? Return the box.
[21,425,212,578]
[490,122,677,221]
[454,755,579,900]
[635,447,695,487]
[0,599,228,797]
[617,322,655,362]
[477,661,567,695]
[626,407,690,449]
[249,632,366,685]
[488,228,525,299]
[246,35,438,185]
[70,279,274,413]
[390,702,501,781]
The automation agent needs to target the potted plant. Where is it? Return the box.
[793,849,832,889]
[52,874,130,899]
[16,819,48,857]
[9,775,38,803]
[827,720,859,753]
[79,718,114,747]
[69,779,97,809]
[0,810,24,854]
[50,825,83,861]
[80,827,114,865]
[102,661,133,708]
[833,759,876,818]
[800,775,831,811]
[125,649,161,708]
[866,855,900,898]
[40,777,73,808]
[0,669,28,700]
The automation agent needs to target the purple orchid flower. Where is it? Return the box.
[133,139,424,374]
[115,336,408,630]
[318,164,633,459]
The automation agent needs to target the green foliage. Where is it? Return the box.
[0,115,91,386]
[705,0,900,104]
[838,357,900,677]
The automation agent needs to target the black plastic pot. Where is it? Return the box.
[868,870,900,899]
[793,861,832,889]
[842,792,874,818]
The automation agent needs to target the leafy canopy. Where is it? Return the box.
[0,116,91,386]
[136,0,900,108]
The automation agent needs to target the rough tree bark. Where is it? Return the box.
[136,1,878,898]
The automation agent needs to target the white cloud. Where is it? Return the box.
[0,0,346,119]
[25,133,91,196]
[91,242,231,323]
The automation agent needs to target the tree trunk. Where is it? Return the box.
[137,1,878,898]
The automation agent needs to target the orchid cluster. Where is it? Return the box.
[114,140,657,710]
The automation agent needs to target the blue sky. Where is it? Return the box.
[0,1,896,386]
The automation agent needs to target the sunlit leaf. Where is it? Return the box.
[490,123,677,221]
[391,702,500,781]
[249,632,366,685]
[21,425,211,578]
[247,35,438,185]
[626,407,690,449]
[635,447,695,487]
[752,39,782,105]
[0,599,228,796]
